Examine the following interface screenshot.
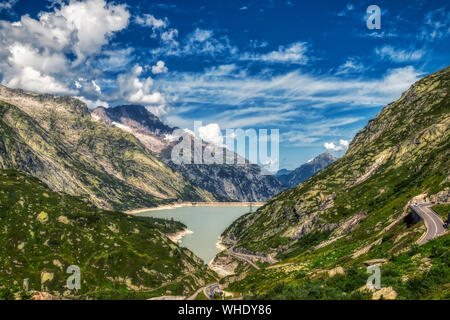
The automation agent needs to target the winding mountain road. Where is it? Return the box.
[410,203,446,245]
[186,282,216,300]
[227,251,261,270]
[204,284,220,299]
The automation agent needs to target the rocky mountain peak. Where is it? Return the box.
[277,152,337,187]
[310,152,337,165]
[91,105,172,136]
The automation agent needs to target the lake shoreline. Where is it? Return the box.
[166,228,193,243]
[209,237,235,277]
[215,236,228,252]
[124,201,265,214]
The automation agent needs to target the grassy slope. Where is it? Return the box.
[220,67,450,299]
[431,204,449,221]
[227,234,449,300]
[0,170,216,299]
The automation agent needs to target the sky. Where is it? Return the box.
[0,0,448,170]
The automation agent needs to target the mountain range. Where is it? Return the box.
[276,153,337,187]
[0,86,215,211]
[92,105,286,202]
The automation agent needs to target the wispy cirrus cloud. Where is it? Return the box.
[0,0,18,13]
[375,45,425,63]
[240,41,309,64]
[135,14,168,29]
[183,28,237,56]
[337,3,354,17]
[155,65,421,149]
[150,27,237,58]
[282,119,359,147]
[420,7,450,41]
[157,65,421,111]
[335,57,364,75]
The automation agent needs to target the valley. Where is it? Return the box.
[0,65,448,301]
[0,0,449,305]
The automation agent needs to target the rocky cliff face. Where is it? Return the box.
[92,105,285,202]
[0,86,214,211]
[93,105,173,135]
[223,67,449,254]
[277,153,337,187]
[171,162,285,202]
[91,105,173,155]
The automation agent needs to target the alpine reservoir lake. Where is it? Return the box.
[136,205,258,263]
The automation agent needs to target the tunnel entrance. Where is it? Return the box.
[403,208,422,228]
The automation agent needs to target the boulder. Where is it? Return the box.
[328,266,345,277]
[31,291,60,300]
[37,211,48,223]
[372,287,398,300]
[40,271,54,285]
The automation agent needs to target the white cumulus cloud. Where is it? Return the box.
[152,61,168,74]
[57,0,130,64]
[324,139,349,152]
[135,14,167,29]
[198,123,224,146]
[6,66,74,95]
[0,0,130,95]
[116,65,165,105]
[92,80,101,93]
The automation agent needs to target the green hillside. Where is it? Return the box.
[0,169,216,300]
[220,67,450,299]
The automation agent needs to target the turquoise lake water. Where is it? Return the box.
[136,205,254,263]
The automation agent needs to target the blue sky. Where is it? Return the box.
[0,0,449,170]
